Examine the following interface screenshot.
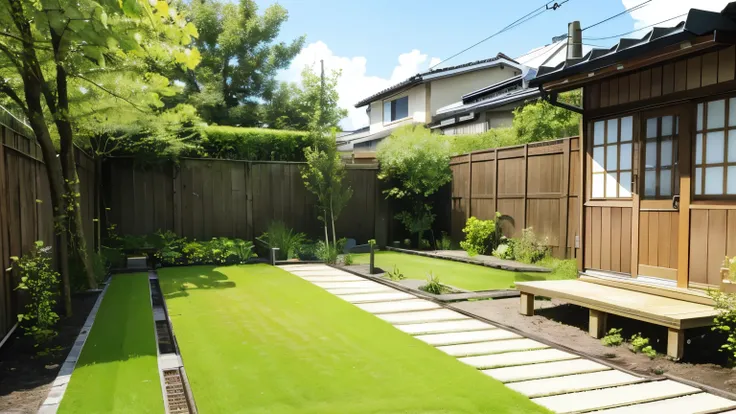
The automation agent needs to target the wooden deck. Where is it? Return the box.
[515,279,719,359]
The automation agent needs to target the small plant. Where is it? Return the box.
[725,256,736,281]
[419,238,431,250]
[340,253,354,266]
[155,230,186,265]
[403,238,411,248]
[421,272,444,295]
[514,227,549,264]
[642,345,657,359]
[315,241,339,264]
[262,221,307,260]
[11,241,60,347]
[601,328,624,347]
[182,241,206,264]
[492,239,515,260]
[435,232,452,250]
[630,333,650,353]
[385,265,405,281]
[709,289,736,363]
[368,239,376,247]
[460,216,496,256]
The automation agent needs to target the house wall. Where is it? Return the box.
[368,85,427,134]
[429,66,519,116]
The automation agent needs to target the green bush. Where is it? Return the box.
[11,241,60,346]
[261,221,307,260]
[436,232,453,250]
[709,290,736,363]
[421,272,445,295]
[601,328,623,347]
[642,345,657,359]
[155,230,186,265]
[492,239,515,260]
[630,333,650,353]
[315,241,339,264]
[101,245,126,268]
[200,126,313,161]
[514,227,549,264]
[460,216,497,256]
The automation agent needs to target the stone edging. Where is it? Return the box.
[385,246,551,273]
[37,283,110,414]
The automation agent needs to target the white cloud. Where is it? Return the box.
[429,57,442,69]
[623,0,731,29]
[278,41,440,130]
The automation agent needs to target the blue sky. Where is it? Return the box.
[259,0,728,129]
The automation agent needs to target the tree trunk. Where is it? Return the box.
[323,209,329,249]
[330,195,337,249]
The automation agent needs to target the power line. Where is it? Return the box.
[582,0,652,31]
[584,13,687,41]
[429,0,569,70]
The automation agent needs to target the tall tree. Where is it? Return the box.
[0,0,199,314]
[185,0,305,125]
[262,66,347,131]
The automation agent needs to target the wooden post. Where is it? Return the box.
[369,243,375,274]
[374,169,389,248]
[521,144,528,230]
[667,328,685,360]
[677,106,692,289]
[467,152,473,219]
[245,162,254,241]
[519,292,535,316]
[589,309,608,338]
[493,148,499,214]
[172,163,182,236]
[578,120,587,271]
[561,137,571,258]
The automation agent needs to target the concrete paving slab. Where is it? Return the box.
[291,270,353,276]
[593,392,736,414]
[377,309,469,325]
[299,275,365,282]
[482,358,610,383]
[531,380,700,414]
[507,370,643,398]
[325,286,394,295]
[313,281,386,290]
[414,329,519,346]
[460,348,579,369]
[337,292,416,303]
[396,319,494,335]
[437,338,548,357]
[356,299,440,314]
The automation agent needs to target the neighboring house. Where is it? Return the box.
[350,53,526,151]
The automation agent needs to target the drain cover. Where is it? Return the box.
[164,369,193,413]
[156,321,175,354]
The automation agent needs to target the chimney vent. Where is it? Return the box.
[567,21,582,61]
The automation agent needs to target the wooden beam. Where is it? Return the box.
[520,292,535,316]
[667,328,685,360]
[677,105,693,289]
[561,137,571,258]
[578,119,587,271]
[631,113,641,277]
[521,144,528,230]
[467,152,472,219]
[589,309,608,339]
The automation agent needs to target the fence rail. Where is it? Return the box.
[449,137,581,259]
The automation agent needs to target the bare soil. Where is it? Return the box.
[452,297,736,394]
[0,292,98,413]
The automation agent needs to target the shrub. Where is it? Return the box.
[315,241,339,264]
[182,241,207,264]
[642,345,657,359]
[514,227,549,264]
[630,333,650,353]
[155,230,186,265]
[385,265,405,281]
[709,290,736,363]
[601,328,623,347]
[492,239,515,260]
[339,254,354,266]
[724,256,736,281]
[436,232,453,250]
[460,216,497,256]
[419,238,431,250]
[11,241,60,346]
[200,126,314,161]
[101,245,126,268]
[537,257,579,280]
[403,238,412,248]
[421,272,445,295]
[261,221,307,260]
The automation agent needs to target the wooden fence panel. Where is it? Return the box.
[449,137,580,259]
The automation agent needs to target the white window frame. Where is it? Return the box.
[591,116,633,199]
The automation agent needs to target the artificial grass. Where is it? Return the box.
[352,251,568,291]
[158,264,550,414]
[58,274,163,414]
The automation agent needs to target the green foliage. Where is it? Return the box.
[642,345,657,359]
[339,253,354,266]
[385,265,406,281]
[709,290,736,363]
[155,231,187,266]
[368,239,377,247]
[630,333,650,353]
[601,328,624,347]
[513,227,549,264]
[724,256,736,281]
[419,238,431,250]
[315,241,339,264]
[536,257,579,280]
[200,126,313,161]
[436,232,453,250]
[183,0,304,126]
[183,241,207,264]
[261,221,307,260]
[460,216,497,256]
[403,239,412,248]
[101,245,126,269]
[421,272,445,295]
[110,232,256,266]
[446,128,517,155]
[11,241,60,346]
[395,205,436,240]
[492,240,515,260]
[262,66,348,131]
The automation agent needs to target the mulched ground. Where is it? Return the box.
[0,292,99,413]
[453,297,736,395]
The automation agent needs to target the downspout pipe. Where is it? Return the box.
[538,86,584,114]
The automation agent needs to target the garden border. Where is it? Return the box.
[37,282,110,414]
[384,246,551,273]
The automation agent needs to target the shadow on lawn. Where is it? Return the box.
[513,273,547,283]
[161,267,236,299]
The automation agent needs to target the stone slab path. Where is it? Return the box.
[281,264,736,413]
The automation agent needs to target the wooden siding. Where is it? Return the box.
[584,206,632,273]
[0,118,97,342]
[585,46,736,111]
[638,211,679,269]
[104,159,384,244]
[689,209,736,286]
[449,137,580,258]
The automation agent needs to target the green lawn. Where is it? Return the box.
[158,264,549,414]
[352,251,565,291]
[59,274,163,414]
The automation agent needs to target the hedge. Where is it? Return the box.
[200,126,315,161]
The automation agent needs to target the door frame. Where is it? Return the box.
[630,103,693,288]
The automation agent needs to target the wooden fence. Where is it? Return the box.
[449,137,581,259]
[0,114,97,342]
[103,158,389,244]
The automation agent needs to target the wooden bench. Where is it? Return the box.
[515,279,719,360]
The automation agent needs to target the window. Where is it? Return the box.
[642,115,679,198]
[383,96,409,123]
[695,98,736,196]
[591,116,633,198]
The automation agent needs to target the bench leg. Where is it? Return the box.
[589,309,607,339]
[519,292,535,316]
[667,328,684,360]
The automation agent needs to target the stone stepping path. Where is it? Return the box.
[280,264,736,413]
